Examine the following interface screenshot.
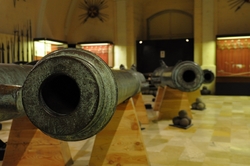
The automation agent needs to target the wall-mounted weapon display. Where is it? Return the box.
[0,20,34,64]
[13,0,26,8]
[228,0,250,12]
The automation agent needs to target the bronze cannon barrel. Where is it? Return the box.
[0,64,33,85]
[150,60,204,92]
[203,69,215,84]
[22,48,142,141]
[0,64,33,121]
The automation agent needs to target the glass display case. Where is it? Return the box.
[77,42,114,67]
[216,35,250,76]
[34,38,68,60]
[216,35,250,95]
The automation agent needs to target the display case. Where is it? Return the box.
[216,35,250,95]
[34,38,68,60]
[77,42,114,67]
[216,35,250,76]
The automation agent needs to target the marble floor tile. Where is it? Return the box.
[0,95,250,166]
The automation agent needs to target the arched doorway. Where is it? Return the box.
[147,9,193,40]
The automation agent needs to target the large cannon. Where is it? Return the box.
[21,48,147,141]
[0,48,205,141]
[150,60,204,92]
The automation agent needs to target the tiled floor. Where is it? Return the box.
[0,95,250,166]
[142,95,250,166]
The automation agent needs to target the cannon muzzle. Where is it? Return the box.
[150,61,204,92]
[203,69,215,84]
[22,48,142,141]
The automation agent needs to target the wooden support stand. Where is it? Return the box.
[2,116,73,166]
[154,86,192,120]
[89,98,150,166]
[153,86,166,111]
[132,93,149,124]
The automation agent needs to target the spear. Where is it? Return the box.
[21,29,24,61]
[0,44,2,63]
[29,20,33,61]
[10,38,14,63]
[17,27,20,62]
[26,28,29,62]
[13,29,17,62]
[2,43,5,63]
[7,41,10,63]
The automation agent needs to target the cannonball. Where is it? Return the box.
[197,102,206,110]
[178,110,188,118]
[196,97,202,103]
[191,102,197,109]
[179,117,191,127]
[172,116,181,125]
[186,116,192,124]
[201,86,211,95]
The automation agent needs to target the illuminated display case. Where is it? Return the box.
[216,35,250,95]
[77,42,114,67]
[34,38,68,60]
[216,35,250,76]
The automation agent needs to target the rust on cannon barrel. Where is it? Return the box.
[150,60,204,92]
[22,48,142,141]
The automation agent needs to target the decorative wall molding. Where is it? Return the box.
[79,0,109,23]
[228,0,250,11]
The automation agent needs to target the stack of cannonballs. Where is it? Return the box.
[191,97,206,110]
[200,86,211,95]
[172,110,192,128]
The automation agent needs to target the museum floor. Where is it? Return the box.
[0,95,250,166]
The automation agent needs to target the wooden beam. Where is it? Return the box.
[132,93,149,124]
[3,116,73,166]
[89,98,150,166]
[157,87,192,120]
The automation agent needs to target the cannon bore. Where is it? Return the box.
[203,69,215,84]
